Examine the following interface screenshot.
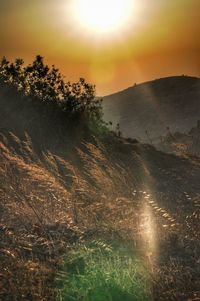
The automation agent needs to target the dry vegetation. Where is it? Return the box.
[1,130,200,301]
[156,122,200,157]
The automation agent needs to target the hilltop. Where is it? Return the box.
[103,76,200,143]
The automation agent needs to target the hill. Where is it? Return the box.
[103,76,200,143]
[1,74,200,301]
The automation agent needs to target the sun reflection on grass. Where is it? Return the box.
[139,194,157,270]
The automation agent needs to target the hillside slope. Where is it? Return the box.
[103,76,200,142]
[1,81,200,301]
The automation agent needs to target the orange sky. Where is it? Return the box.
[0,0,199,95]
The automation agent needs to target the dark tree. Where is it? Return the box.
[0,55,103,124]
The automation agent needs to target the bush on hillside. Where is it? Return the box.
[0,55,103,123]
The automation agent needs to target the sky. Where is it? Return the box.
[0,0,199,95]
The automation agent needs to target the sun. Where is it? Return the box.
[70,0,134,37]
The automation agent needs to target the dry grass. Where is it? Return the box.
[1,132,200,300]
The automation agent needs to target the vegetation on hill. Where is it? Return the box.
[156,120,200,157]
[1,57,200,301]
[0,56,104,130]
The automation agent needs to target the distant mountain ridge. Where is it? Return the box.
[102,76,200,142]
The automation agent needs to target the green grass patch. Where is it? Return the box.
[58,240,151,301]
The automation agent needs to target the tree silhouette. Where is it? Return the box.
[0,55,103,122]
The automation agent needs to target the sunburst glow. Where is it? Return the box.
[70,0,134,37]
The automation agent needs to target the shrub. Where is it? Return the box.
[0,55,103,123]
